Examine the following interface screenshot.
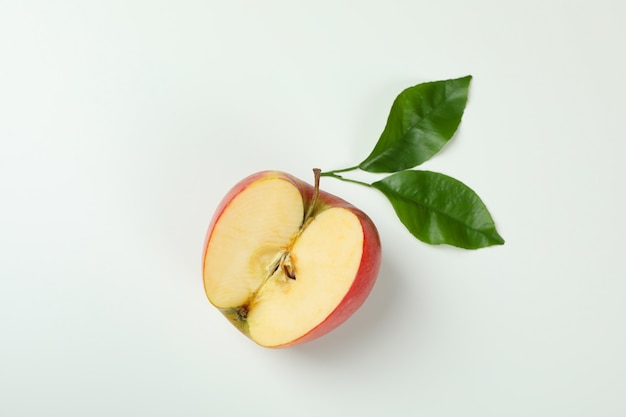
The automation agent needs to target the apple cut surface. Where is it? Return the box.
[203,177,304,309]
[203,171,381,348]
[246,207,363,347]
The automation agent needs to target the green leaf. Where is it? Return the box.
[360,76,472,173]
[372,170,504,249]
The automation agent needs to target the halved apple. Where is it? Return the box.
[202,170,381,348]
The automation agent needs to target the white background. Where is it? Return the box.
[1,1,625,416]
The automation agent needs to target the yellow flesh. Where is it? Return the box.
[204,178,304,308]
[204,177,364,347]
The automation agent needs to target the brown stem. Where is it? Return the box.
[304,168,321,223]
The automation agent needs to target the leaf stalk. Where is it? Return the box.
[319,171,372,188]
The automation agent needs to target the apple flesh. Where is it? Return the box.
[202,170,381,348]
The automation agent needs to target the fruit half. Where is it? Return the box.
[202,170,381,348]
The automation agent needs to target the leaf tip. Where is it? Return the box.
[491,231,505,247]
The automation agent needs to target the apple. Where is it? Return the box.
[202,169,381,348]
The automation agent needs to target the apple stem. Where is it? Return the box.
[304,168,322,223]
[313,167,321,199]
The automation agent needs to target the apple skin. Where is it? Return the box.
[202,170,382,348]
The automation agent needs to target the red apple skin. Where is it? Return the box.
[202,170,382,348]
